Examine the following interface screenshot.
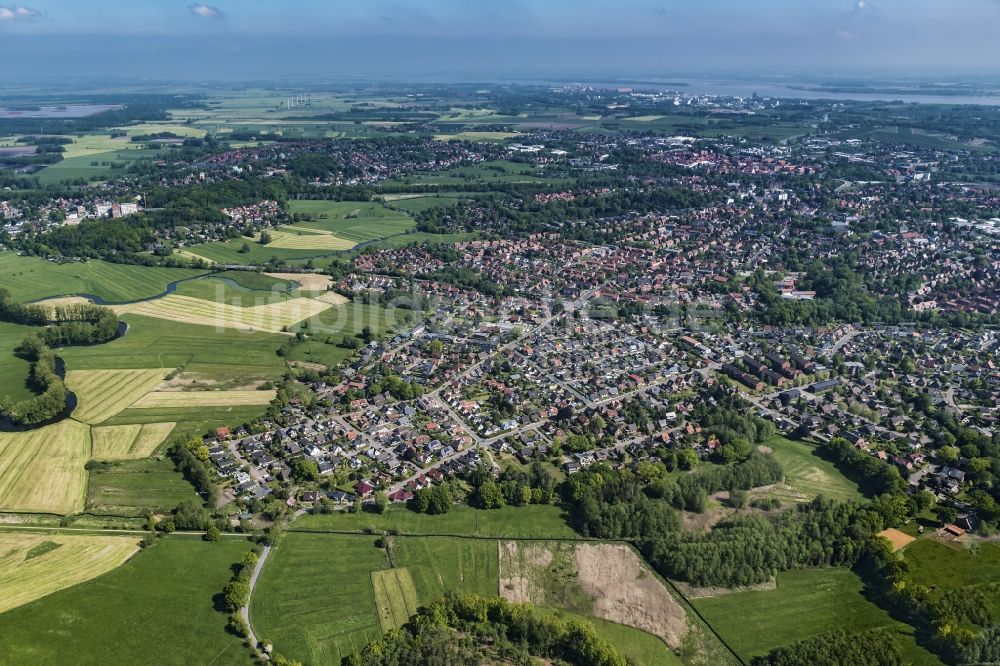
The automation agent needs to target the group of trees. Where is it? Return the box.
[467,462,559,509]
[0,289,120,425]
[751,629,903,666]
[169,438,220,504]
[346,592,626,666]
[409,485,453,515]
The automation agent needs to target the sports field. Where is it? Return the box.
[371,568,420,631]
[0,537,255,664]
[129,390,276,409]
[0,532,139,614]
[114,294,332,333]
[91,422,176,459]
[0,420,90,514]
[761,437,865,503]
[693,568,940,665]
[66,368,172,424]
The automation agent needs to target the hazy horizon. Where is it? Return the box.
[2,1,1000,82]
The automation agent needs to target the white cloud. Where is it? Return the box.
[190,3,223,19]
[0,5,40,21]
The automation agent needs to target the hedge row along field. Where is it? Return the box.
[66,368,172,424]
[91,422,176,459]
[0,419,90,514]
[0,533,139,614]
[114,294,333,333]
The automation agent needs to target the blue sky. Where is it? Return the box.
[2,1,999,80]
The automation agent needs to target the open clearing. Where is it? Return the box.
[66,368,172,424]
[264,272,333,291]
[114,294,332,333]
[904,539,1000,618]
[91,422,176,459]
[0,420,90,514]
[761,436,865,503]
[879,527,916,551]
[498,541,688,650]
[371,568,420,632]
[693,568,940,665]
[0,532,139,614]
[129,390,275,409]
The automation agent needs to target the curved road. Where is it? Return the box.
[241,544,272,659]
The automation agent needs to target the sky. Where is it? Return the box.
[2,0,1000,82]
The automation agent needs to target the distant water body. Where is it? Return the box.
[532,77,1000,106]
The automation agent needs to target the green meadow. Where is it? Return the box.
[693,568,941,665]
[0,252,207,303]
[0,537,255,665]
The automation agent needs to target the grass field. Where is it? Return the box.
[0,532,139,614]
[762,436,865,503]
[903,539,1000,618]
[86,457,202,515]
[391,536,499,600]
[0,320,36,403]
[252,533,388,665]
[129,389,275,409]
[66,368,171,424]
[0,252,206,303]
[91,422,176,459]
[115,293,332,333]
[171,276,297,308]
[293,504,577,538]
[0,537,254,665]
[0,419,90,514]
[371,568,420,631]
[693,568,941,665]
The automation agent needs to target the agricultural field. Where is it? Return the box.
[129,389,275,409]
[66,368,172,424]
[693,568,941,665]
[0,420,90,514]
[91,422,176,459]
[0,532,139,614]
[0,537,255,665]
[265,226,356,251]
[114,293,333,333]
[287,200,416,244]
[371,568,420,632]
[903,539,1000,618]
[0,252,206,303]
[86,457,202,515]
[251,533,388,665]
[292,504,577,538]
[760,437,865,503]
[391,536,499,600]
[171,276,297,307]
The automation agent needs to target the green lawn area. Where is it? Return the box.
[251,533,389,665]
[762,436,866,503]
[36,147,171,185]
[181,238,332,265]
[0,537,255,665]
[903,539,1000,618]
[693,568,941,665]
[86,458,202,516]
[292,504,577,538]
[0,252,207,303]
[383,193,487,214]
[0,321,36,403]
[537,608,684,666]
